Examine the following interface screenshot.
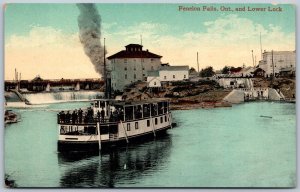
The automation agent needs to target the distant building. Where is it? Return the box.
[258,50,296,77]
[147,65,189,88]
[107,44,162,91]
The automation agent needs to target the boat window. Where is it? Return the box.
[100,125,109,135]
[60,125,81,135]
[109,124,118,134]
[143,104,150,118]
[151,104,158,116]
[147,120,150,127]
[158,102,163,115]
[135,122,139,129]
[100,101,105,108]
[155,118,158,125]
[60,126,66,135]
[127,123,131,131]
[163,102,168,113]
[134,105,142,119]
[125,106,134,121]
[160,117,163,123]
[114,106,124,121]
[84,126,97,135]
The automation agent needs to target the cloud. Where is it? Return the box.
[5,26,99,80]
[5,15,295,80]
[103,15,295,70]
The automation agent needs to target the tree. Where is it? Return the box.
[189,67,196,74]
[221,66,230,74]
[200,66,215,77]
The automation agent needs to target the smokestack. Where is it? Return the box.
[76,3,106,76]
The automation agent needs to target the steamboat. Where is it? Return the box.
[57,99,173,152]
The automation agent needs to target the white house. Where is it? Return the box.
[258,50,296,77]
[147,65,189,87]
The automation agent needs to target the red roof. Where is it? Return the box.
[107,44,162,59]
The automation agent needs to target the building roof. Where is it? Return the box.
[280,67,295,72]
[263,50,296,55]
[107,44,162,59]
[147,70,159,77]
[159,65,189,71]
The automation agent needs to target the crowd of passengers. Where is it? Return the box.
[58,107,124,124]
[58,104,169,124]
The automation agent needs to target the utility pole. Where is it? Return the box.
[251,50,255,67]
[272,50,275,85]
[260,32,263,60]
[197,52,199,75]
[103,38,107,98]
[140,35,144,80]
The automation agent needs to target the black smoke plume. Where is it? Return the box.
[76,3,106,76]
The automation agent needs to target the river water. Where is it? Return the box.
[4,101,296,187]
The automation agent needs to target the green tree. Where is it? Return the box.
[221,66,231,74]
[189,67,196,74]
[200,66,215,77]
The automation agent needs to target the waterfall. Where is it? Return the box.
[23,91,104,104]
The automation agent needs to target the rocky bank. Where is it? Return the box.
[121,80,232,110]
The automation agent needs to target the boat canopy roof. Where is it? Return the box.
[92,98,169,106]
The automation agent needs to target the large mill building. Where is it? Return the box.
[107,44,162,91]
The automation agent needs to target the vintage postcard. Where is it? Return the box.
[4,3,296,188]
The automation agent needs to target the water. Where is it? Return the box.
[4,102,296,187]
[23,91,104,104]
[5,91,104,104]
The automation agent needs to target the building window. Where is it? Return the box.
[127,123,130,131]
[143,74,145,76]
[151,66,154,70]
[147,120,150,127]
[134,67,136,71]
[142,67,145,70]
[154,82,156,85]
[184,75,186,78]
[164,76,166,79]
[151,58,154,62]
[134,74,136,79]
[124,67,127,71]
[125,74,127,79]
[124,59,127,63]
[155,118,158,125]
[160,116,163,123]
[165,115,167,122]
[135,122,138,129]
[173,75,175,79]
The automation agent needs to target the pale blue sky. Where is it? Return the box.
[4,3,296,79]
[5,3,295,38]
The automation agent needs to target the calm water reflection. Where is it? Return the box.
[58,135,172,187]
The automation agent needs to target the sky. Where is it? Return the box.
[4,3,296,80]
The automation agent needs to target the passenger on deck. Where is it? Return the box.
[72,111,77,124]
[59,111,65,123]
[109,109,113,122]
[84,112,88,123]
[66,111,71,123]
[78,108,83,123]
[100,108,105,122]
[97,110,101,122]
